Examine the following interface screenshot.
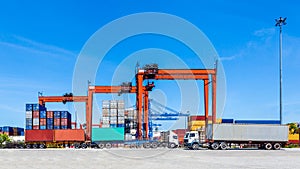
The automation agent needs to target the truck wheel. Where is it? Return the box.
[192,143,199,150]
[273,143,281,150]
[75,144,81,149]
[130,144,136,148]
[151,142,158,149]
[168,143,176,149]
[32,144,38,149]
[81,143,87,149]
[264,143,272,150]
[39,144,45,149]
[26,144,31,149]
[105,143,112,149]
[98,143,105,149]
[143,142,151,149]
[220,142,228,150]
[211,142,219,150]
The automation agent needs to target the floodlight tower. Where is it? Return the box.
[275,17,287,125]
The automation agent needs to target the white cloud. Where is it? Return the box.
[0,34,77,59]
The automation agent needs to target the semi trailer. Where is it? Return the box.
[184,124,289,150]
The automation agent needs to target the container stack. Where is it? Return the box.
[0,126,24,136]
[124,108,137,135]
[102,101,110,128]
[188,115,222,131]
[117,100,125,127]
[46,111,54,129]
[61,111,71,129]
[25,103,47,130]
[101,100,126,128]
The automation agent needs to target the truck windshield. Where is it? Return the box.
[190,133,195,137]
[173,135,178,139]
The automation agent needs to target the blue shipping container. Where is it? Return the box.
[32,104,39,111]
[53,126,60,129]
[40,111,47,118]
[110,124,117,128]
[20,131,24,136]
[61,111,71,119]
[2,126,13,132]
[26,118,32,125]
[117,124,125,127]
[25,104,33,111]
[234,120,281,125]
[40,125,46,130]
[61,126,69,129]
[47,118,54,124]
[0,127,2,132]
[222,119,234,123]
[54,111,61,118]
[26,126,32,130]
[47,125,53,129]
[39,105,47,111]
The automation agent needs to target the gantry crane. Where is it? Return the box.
[135,64,217,140]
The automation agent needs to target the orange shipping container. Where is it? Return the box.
[54,129,85,141]
[40,118,46,125]
[25,130,54,142]
[47,111,53,118]
[33,111,39,118]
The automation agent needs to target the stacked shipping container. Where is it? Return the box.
[25,103,71,130]
[0,126,24,136]
[101,100,125,128]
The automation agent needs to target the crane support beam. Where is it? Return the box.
[88,86,137,93]
[157,69,216,75]
[38,96,88,105]
[154,75,209,80]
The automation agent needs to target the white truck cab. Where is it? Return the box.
[184,130,204,150]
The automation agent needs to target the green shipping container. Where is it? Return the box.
[92,127,125,141]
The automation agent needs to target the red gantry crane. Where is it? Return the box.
[135,64,217,140]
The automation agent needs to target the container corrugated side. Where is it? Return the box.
[54,129,85,141]
[25,130,54,142]
[207,124,288,142]
[92,127,124,141]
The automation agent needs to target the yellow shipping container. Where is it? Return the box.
[288,134,299,140]
[190,126,205,131]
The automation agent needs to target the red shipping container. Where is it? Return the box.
[47,111,53,118]
[54,129,85,141]
[54,118,61,126]
[25,130,54,142]
[61,118,68,125]
[33,111,39,118]
[33,125,39,130]
[188,115,212,121]
[40,118,46,125]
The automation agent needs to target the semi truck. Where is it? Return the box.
[184,124,289,150]
[21,128,179,149]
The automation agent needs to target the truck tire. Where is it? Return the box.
[98,143,105,149]
[151,142,158,149]
[39,144,45,149]
[220,142,228,150]
[273,143,281,150]
[26,144,31,149]
[192,143,199,150]
[264,143,272,150]
[130,144,137,149]
[211,142,219,150]
[105,143,112,149]
[81,143,87,149]
[32,144,38,149]
[168,143,176,149]
[143,142,151,149]
[74,144,81,149]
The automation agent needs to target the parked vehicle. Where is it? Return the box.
[184,124,289,150]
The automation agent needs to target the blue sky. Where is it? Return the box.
[0,1,299,129]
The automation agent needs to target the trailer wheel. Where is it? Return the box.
[211,142,219,150]
[220,142,228,150]
[39,144,45,149]
[151,142,158,149]
[273,143,281,150]
[130,144,136,148]
[81,143,87,149]
[264,143,272,150]
[74,144,81,149]
[105,143,112,149]
[98,143,105,149]
[168,143,176,149]
[143,142,151,149]
[32,144,38,149]
[192,143,199,150]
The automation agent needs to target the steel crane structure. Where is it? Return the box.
[135,65,217,140]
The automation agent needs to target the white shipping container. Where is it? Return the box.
[102,117,110,121]
[110,109,117,116]
[102,108,110,116]
[102,100,110,109]
[25,111,32,118]
[117,100,125,109]
[110,120,117,124]
[207,124,289,142]
[118,109,125,116]
[33,118,39,125]
[110,100,118,109]
[102,124,110,128]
